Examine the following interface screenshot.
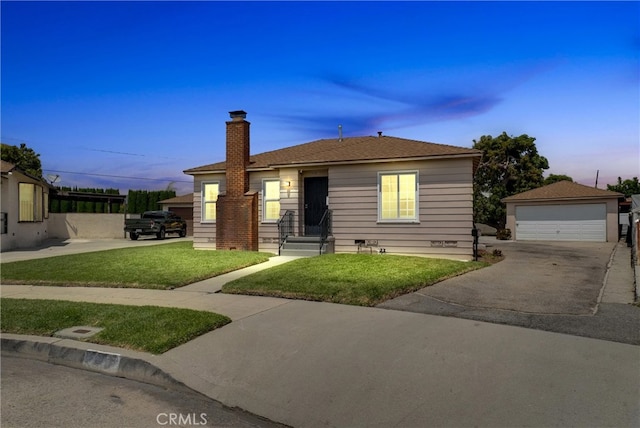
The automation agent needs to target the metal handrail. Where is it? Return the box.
[277,210,295,255]
[319,209,332,255]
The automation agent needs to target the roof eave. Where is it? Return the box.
[267,152,482,169]
[502,195,623,203]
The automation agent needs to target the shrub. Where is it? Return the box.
[496,228,512,240]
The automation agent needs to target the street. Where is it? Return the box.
[1,356,285,428]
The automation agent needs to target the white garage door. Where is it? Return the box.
[515,204,606,242]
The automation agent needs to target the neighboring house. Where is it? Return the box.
[502,180,623,242]
[0,160,51,251]
[184,111,482,259]
[159,193,194,236]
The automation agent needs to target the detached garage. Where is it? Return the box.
[503,181,623,242]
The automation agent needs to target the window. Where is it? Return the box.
[201,182,219,222]
[19,183,44,222]
[378,172,418,222]
[263,179,281,222]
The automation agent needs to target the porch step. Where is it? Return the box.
[280,248,325,257]
[280,236,333,257]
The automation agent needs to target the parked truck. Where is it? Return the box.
[124,211,187,240]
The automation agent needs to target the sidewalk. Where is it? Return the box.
[2,239,639,427]
[1,255,299,321]
[600,240,637,304]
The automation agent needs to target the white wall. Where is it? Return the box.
[48,213,126,239]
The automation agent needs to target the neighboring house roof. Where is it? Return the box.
[502,180,624,202]
[159,193,194,204]
[184,135,482,174]
[1,160,16,173]
[0,160,52,188]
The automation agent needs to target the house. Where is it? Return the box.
[0,160,51,251]
[159,193,194,236]
[502,180,624,242]
[184,111,483,259]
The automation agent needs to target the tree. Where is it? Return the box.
[607,177,640,198]
[473,132,549,229]
[1,143,43,178]
[543,174,573,186]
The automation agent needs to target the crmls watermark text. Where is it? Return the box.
[156,413,208,426]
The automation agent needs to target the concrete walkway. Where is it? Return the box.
[2,238,639,427]
[601,240,637,303]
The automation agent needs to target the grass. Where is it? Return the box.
[0,242,272,289]
[222,254,487,306]
[0,298,231,354]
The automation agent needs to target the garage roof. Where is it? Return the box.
[502,180,623,202]
[159,193,194,204]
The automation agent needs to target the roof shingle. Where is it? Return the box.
[502,180,623,202]
[159,193,194,204]
[1,160,16,173]
[184,135,481,174]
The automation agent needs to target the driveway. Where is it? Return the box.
[379,239,640,345]
[395,239,615,315]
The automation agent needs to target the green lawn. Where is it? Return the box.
[1,298,230,354]
[223,254,487,306]
[0,242,272,289]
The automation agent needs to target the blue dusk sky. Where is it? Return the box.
[2,1,638,196]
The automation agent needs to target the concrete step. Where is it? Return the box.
[283,242,324,250]
[280,236,332,256]
[284,236,323,244]
[280,248,324,257]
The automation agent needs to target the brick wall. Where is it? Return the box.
[216,111,258,251]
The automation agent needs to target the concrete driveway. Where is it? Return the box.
[410,241,616,315]
[385,239,616,315]
[380,239,640,345]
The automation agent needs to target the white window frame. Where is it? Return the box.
[262,179,281,223]
[377,171,419,223]
[201,181,219,223]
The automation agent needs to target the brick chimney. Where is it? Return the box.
[216,111,258,251]
[225,110,250,197]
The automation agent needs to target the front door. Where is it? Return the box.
[304,176,328,235]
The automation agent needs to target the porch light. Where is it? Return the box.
[285,181,291,188]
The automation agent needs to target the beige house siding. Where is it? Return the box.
[192,173,224,250]
[252,170,281,254]
[192,171,286,253]
[190,158,475,258]
[329,159,475,258]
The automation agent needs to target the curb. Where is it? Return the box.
[1,334,193,394]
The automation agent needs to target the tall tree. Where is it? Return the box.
[543,174,573,185]
[1,143,43,178]
[473,132,549,228]
[607,177,640,198]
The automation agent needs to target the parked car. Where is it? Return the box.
[124,211,187,240]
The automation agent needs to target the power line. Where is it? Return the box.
[43,169,192,183]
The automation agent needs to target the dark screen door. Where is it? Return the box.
[304,177,328,235]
